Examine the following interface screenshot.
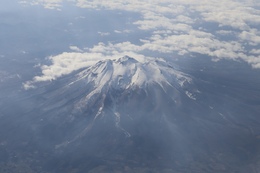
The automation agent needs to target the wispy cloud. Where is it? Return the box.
[114,30,131,34]
[69,46,83,52]
[23,42,149,89]
[74,0,260,65]
[20,0,63,10]
[239,29,260,46]
[98,32,110,36]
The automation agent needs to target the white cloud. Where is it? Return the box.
[98,32,110,36]
[174,15,194,24]
[250,49,260,55]
[20,0,62,9]
[114,30,131,34]
[69,46,83,52]
[216,30,234,35]
[23,0,260,88]
[239,29,260,46]
[24,42,150,88]
[33,52,104,81]
[241,55,260,69]
[73,0,260,68]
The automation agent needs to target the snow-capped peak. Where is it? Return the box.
[56,56,197,143]
[69,55,192,91]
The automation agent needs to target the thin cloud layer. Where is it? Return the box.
[22,0,260,88]
[20,0,63,9]
[23,44,149,89]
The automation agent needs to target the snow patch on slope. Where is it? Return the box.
[70,56,192,91]
[68,56,197,123]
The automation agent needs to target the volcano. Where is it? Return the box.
[36,56,198,145]
[35,56,199,160]
[1,56,259,173]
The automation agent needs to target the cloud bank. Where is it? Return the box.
[22,0,260,89]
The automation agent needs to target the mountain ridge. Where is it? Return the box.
[66,55,197,100]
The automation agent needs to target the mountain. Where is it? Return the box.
[36,56,198,144]
[1,56,259,173]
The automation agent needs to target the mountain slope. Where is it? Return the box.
[37,56,199,141]
[10,56,259,173]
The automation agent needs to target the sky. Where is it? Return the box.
[17,0,260,89]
